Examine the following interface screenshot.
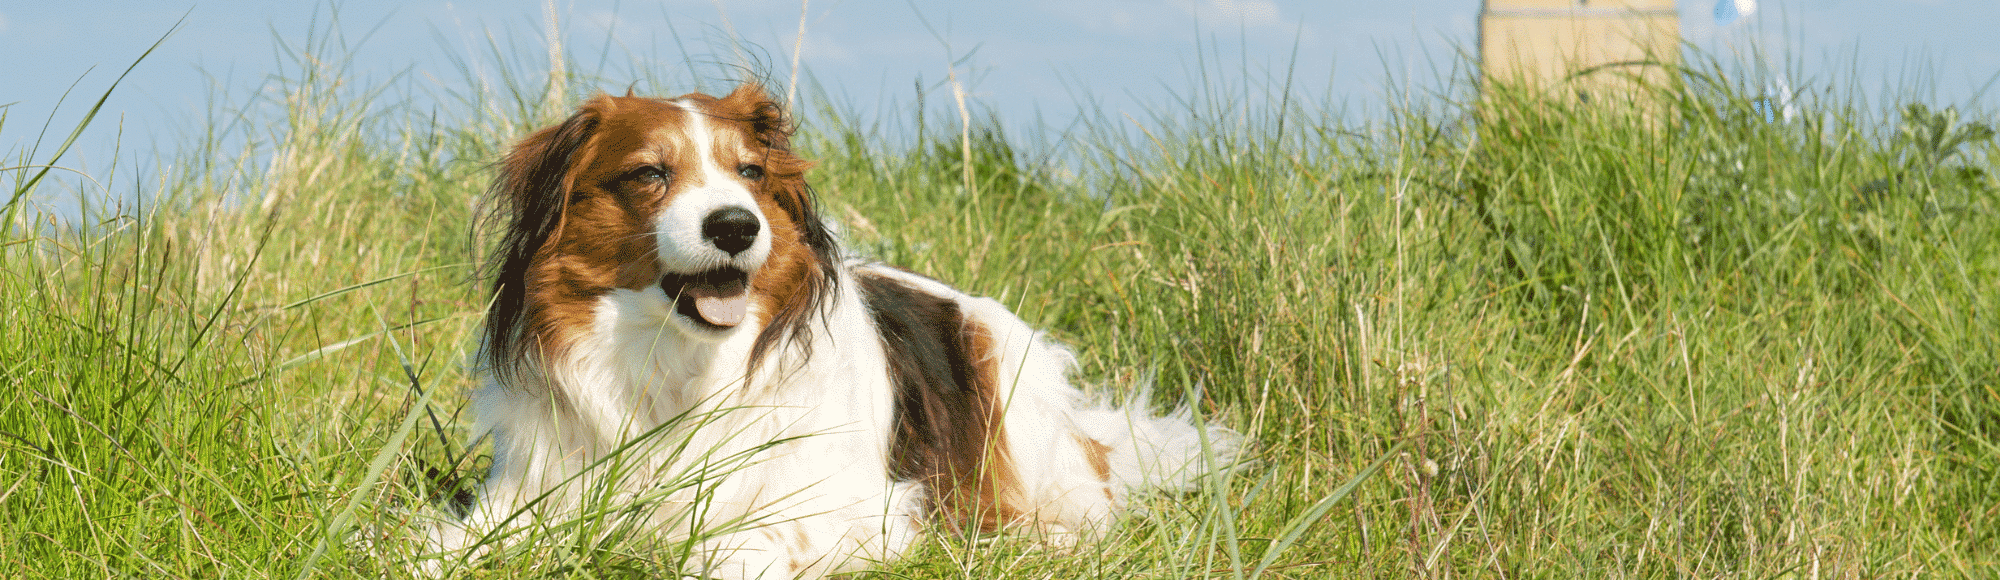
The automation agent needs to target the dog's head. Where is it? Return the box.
[483,84,837,374]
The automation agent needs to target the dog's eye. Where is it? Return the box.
[626,166,670,186]
[737,164,765,180]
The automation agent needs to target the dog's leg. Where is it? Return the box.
[961,296,1241,541]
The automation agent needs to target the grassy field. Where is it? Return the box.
[3,28,1997,578]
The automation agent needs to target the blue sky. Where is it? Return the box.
[2,0,1997,176]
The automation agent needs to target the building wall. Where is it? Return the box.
[1480,0,1680,96]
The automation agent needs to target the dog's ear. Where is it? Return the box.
[484,97,605,375]
[500,100,604,218]
[713,84,836,371]
[720,83,793,151]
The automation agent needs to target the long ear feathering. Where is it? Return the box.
[481,101,605,382]
[714,84,842,369]
[719,83,797,151]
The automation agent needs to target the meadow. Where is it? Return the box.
[2,25,1996,578]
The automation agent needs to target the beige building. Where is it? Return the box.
[1480,0,1680,98]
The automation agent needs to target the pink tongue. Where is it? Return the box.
[693,292,749,327]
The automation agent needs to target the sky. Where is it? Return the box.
[2,0,1997,191]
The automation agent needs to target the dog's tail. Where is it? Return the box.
[1072,391,1243,498]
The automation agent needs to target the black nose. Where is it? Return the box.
[702,206,761,255]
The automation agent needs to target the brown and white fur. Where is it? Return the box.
[427,83,1237,578]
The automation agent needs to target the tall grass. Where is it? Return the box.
[2,20,1995,578]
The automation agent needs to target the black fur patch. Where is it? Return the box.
[858,271,999,507]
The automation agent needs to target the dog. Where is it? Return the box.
[427,83,1237,578]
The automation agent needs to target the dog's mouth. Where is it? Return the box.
[662,268,752,329]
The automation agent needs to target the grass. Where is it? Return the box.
[3,20,1997,578]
